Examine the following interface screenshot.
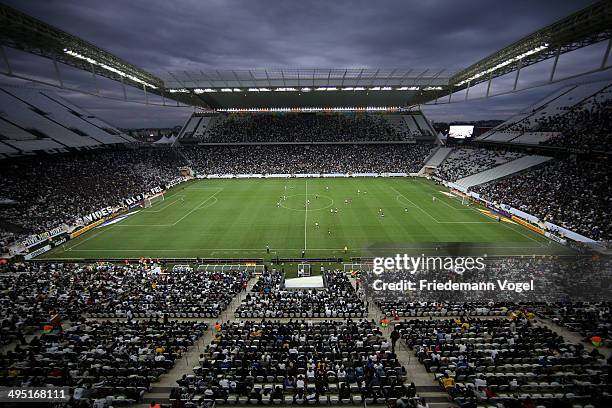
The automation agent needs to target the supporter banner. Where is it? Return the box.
[123,186,165,208]
[75,206,116,226]
[24,245,51,260]
[18,225,67,249]
[322,173,345,178]
[511,216,545,235]
[124,193,145,207]
[165,177,188,189]
[52,235,68,247]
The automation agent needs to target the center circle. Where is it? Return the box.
[280,194,334,212]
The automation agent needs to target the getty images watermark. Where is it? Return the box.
[369,254,534,293]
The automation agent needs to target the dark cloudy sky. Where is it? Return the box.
[1,0,610,127]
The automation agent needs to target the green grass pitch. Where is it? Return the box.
[41,178,572,260]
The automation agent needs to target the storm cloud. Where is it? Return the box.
[1,0,609,127]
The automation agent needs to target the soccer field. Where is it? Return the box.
[41,177,572,260]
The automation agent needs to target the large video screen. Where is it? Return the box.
[448,125,474,139]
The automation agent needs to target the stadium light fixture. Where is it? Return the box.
[275,87,298,92]
[194,88,216,93]
[63,49,157,89]
[456,43,549,86]
[221,88,233,92]
[168,88,189,93]
[423,86,443,91]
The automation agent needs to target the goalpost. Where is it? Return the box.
[143,192,165,208]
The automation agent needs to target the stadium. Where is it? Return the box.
[0,1,611,407]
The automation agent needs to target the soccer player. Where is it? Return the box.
[277,202,280,208]
[432,196,436,202]
[404,208,408,212]
[328,230,331,235]
[315,222,319,229]
[325,186,329,191]
[357,189,361,194]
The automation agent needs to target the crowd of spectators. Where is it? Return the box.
[535,302,611,349]
[539,98,612,151]
[0,147,183,252]
[473,158,611,240]
[0,143,435,254]
[174,319,414,406]
[398,316,611,407]
[505,86,611,151]
[0,318,207,405]
[0,262,250,346]
[205,113,407,143]
[182,144,435,175]
[235,270,366,318]
[365,255,612,308]
[434,148,524,182]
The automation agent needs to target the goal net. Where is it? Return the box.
[143,192,165,208]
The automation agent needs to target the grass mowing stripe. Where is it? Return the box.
[304,179,308,251]
[38,178,574,260]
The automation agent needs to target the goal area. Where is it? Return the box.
[143,192,165,208]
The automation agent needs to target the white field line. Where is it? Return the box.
[114,197,219,227]
[66,244,550,252]
[304,180,308,251]
[389,185,441,223]
[65,190,222,251]
[171,188,223,226]
[416,179,545,245]
[141,197,181,213]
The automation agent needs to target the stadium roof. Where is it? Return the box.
[0,1,611,110]
[159,68,456,109]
